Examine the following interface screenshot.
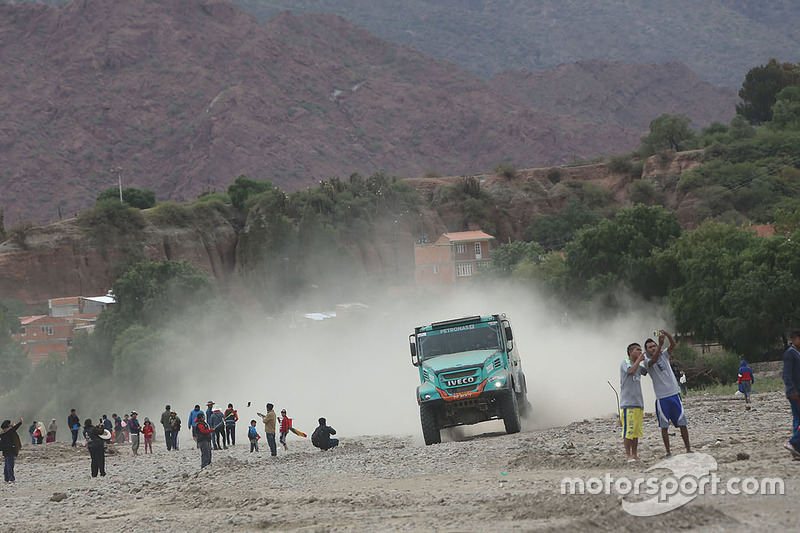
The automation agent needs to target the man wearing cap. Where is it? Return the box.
[161,405,173,451]
[129,411,142,456]
[206,401,214,423]
[257,404,278,456]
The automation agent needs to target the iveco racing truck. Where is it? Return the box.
[409,314,530,445]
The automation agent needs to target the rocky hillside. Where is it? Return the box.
[0,0,736,225]
[233,0,800,88]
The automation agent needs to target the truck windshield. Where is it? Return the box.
[417,323,501,360]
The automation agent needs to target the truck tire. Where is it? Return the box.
[420,404,441,445]
[501,388,521,434]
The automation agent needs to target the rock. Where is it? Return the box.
[50,492,68,502]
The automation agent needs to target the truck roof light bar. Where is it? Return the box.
[431,316,482,328]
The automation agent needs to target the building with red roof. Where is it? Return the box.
[414,230,496,287]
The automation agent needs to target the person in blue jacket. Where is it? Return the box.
[738,360,754,404]
[782,331,800,460]
[188,405,203,443]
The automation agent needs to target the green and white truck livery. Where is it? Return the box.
[409,314,530,445]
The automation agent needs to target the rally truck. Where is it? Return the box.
[409,314,531,445]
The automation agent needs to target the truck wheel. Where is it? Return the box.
[420,404,441,445]
[501,388,521,434]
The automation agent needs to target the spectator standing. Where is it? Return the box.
[86,421,110,478]
[141,419,155,454]
[188,405,202,444]
[782,331,800,460]
[122,414,131,443]
[28,421,37,445]
[645,330,691,457]
[35,421,45,444]
[257,404,278,456]
[169,411,181,451]
[113,414,124,444]
[1,418,23,482]
[161,405,173,451]
[129,411,141,456]
[669,356,685,399]
[209,407,226,450]
[278,409,292,451]
[101,415,113,434]
[620,342,648,462]
[194,413,214,468]
[248,420,260,453]
[47,419,57,443]
[224,404,238,447]
[738,360,755,404]
[68,410,81,447]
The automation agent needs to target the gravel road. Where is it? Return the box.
[2,390,797,532]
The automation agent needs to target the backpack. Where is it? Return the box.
[311,426,325,448]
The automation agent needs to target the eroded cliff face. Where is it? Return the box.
[0,218,238,305]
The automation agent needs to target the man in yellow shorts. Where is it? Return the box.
[620,342,647,462]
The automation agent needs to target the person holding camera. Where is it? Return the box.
[645,330,691,457]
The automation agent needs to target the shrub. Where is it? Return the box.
[78,201,146,250]
[6,221,36,250]
[607,154,633,175]
[146,203,193,227]
[494,163,518,179]
[629,180,658,205]
[546,168,562,184]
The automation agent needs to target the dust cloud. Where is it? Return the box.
[133,282,669,443]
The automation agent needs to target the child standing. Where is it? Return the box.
[141,419,155,454]
[278,409,292,451]
[248,420,260,452]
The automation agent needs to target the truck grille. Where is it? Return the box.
[443,369,476,379]
[440,366,481,392]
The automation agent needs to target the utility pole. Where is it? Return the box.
[109,167,124,203]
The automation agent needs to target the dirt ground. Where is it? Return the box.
[1,390,797,532]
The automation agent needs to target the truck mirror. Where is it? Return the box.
[505,326,513,341]
[410,335,420,366]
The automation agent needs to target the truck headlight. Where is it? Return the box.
[494,381,504,388]
[423,393,431,400]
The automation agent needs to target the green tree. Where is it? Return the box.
[97,187,156,209]
[524,198,602,251]
[227,175,274,210]
[109,260,215,331]
[736,58,800,125]
[658,222,757,346]
[639,114,697,155]
[565,204,681,301]
[769,86,800,131]
[488,241,544,277]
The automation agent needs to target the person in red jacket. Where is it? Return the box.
[738,360,755,404]
[278,409,292,451]
[194,413,215,468]
[141,419,155,454]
